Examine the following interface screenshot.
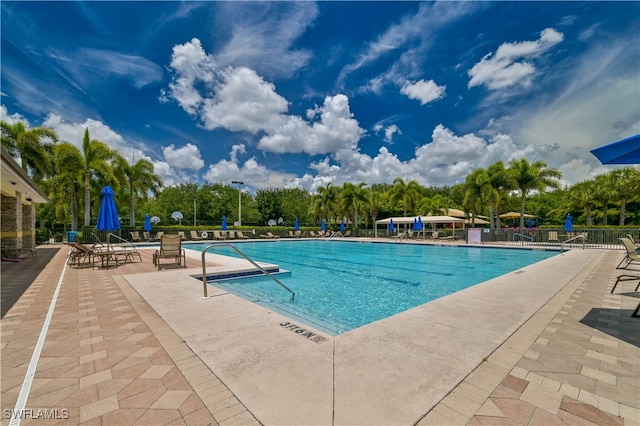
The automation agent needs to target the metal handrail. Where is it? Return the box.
[513,233,534,242]
[561,233,587,251]
[200,243,295,302]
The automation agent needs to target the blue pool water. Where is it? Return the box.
[185,240,557,335]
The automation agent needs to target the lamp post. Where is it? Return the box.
[231,180,243,226]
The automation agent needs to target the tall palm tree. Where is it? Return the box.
[487,161,511,228]
[567,180,597,226]
[115,156,163,226]
[1,120,58,180]
[389,178,422,216]
[593,173,615,225]
[80,128,121,226]
[317,183,340,224]
[508,159,562,230]
[609,167,640,226]
[50,142,84,231]
[341,182,367,228]
[462,168,493,227]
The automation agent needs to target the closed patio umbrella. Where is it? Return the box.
[294,218,300,231]
[96,185,120,251]
[144,213,151,232]
[340,220,345,232]
[389,218,395,233]
[564,214,573,232]
[221,215,228,230]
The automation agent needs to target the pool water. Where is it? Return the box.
[185,240,557,335]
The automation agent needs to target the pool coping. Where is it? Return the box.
[123,242,604,425]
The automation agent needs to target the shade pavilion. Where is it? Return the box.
[374,215,465,237]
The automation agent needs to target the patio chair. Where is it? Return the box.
[213,230,226,240]
[177,231,186,240]
[153,234,186,270]
[617,238,640,269]
[155,231,164,240]
[260,232,281,239]
[288,231,295,238]
[130,231,141,242]
[190,230,203,241]
[308,230,318,237]
[295,230,302,238]
[548,231,559,242]
[235,231,249,239]
[68,241,129,269]
[143,231,154,242]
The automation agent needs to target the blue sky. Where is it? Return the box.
[2,1,638,193]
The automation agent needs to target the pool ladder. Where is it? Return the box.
[200,242,295,302]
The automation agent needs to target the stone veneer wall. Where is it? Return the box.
[1,191,24,251]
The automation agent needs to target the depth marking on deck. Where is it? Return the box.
[280,321,328,343]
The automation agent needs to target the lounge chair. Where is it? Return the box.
[143,231,154,242]
[153,234,186,269]
[548,231,559,242]
[155,231,164,240]
[308,231,318,237]
[236,231,249,239]
[177,231,186,240]
[295,230,302,238]
[67,241,130,269]
[431,231,440,240]
[213,230,226,240]
[617,238,640,269]
[130,231,141,242]
[190,230,203,241]
[260,232,281,239]
[288,231,295,238]
[392,231,408,241]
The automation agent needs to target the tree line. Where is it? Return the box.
[2,120,639,231]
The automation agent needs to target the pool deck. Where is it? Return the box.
[1,238,639,425]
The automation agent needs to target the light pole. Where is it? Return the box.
[231,180,243,226]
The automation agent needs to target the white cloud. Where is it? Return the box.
[214,2,317,79]
[42,113,127,151]
[383,124,401,143]
[0,105,29,125]
[258,94,365,155]
[203,152,297,190]
[400,79,446,105]
[162,143,205,171]
[468,28,564,90]
[201,66,289,133]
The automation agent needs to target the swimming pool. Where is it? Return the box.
[186,240,558,335]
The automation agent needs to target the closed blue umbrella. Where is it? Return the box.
[413,218,418,231]
[96,186,120,252]
[564,214,573,232]
[96,186,121,232]
[417,216,423,231]
[144,214,151,232]
[389,218,395,232]
[321,220,326,231]
[221,215,228,230]
[294,218,300,231]
[340,220,345,232]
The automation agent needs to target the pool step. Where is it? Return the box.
[197,268,291,282]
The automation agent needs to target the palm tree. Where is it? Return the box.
[462,168,493,227]
[567,180,597,226]
[508,159,562,230]
[115,157,163,226]
[389,178,422,216]
[1,120,58,180]
[487,161,511,228]
[317,183,340,224]
[80,128,121,226]
[341,182,368,228]
[609,167,640,226]
[50,142,84,231]
[593,173,615,225]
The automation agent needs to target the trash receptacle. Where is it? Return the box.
[67,231,77,242]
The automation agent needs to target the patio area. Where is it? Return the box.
[1,241,639,425]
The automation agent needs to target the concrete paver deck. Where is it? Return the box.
[1,240,639,425]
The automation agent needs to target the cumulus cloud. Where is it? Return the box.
[0,105,29,125]
[162,143,205,171]
[400,79,446,105]
[258,94,364,155]
[164,39,365,156]
[42,113,127,150]
[468,28,564,90]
